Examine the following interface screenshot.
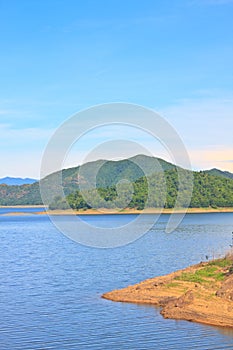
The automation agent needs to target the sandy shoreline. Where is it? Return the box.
[1,206,233,216]
[102,257,233,328]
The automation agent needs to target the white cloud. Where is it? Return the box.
[159,96,233,148]
[189,145,233,172]
[0,124,53,145]
[1,95,233,177]
[0,125,54,178]
[158,95,233,172]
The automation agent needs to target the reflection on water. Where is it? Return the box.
[217,327,233,337]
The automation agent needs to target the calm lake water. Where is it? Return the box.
[0,207,45,214]
[0,211,233,349]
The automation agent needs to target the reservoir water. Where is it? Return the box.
[0,211,233,349]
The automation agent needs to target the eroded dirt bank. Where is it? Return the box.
[102,257,233,328]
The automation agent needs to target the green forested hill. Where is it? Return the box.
[64,170,233,211]
[0,155,175,205]
[1,155,233,209]
[61,154,177,191]
[0,182,41,205]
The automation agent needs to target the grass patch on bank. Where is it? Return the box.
[165,282,180,288]
[175,266,225,284]
[175,272,205,283]
[208,258,233,268]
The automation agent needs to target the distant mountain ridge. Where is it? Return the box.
[0,177,37,186]
[205,168,233,180]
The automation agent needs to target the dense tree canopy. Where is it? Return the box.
[50,170,233,210]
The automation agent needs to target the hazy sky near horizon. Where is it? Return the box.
[0,0,232,178]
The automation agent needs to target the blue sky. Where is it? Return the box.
[0,0,232,178]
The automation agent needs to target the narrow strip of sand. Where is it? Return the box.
[1,207,233,216]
